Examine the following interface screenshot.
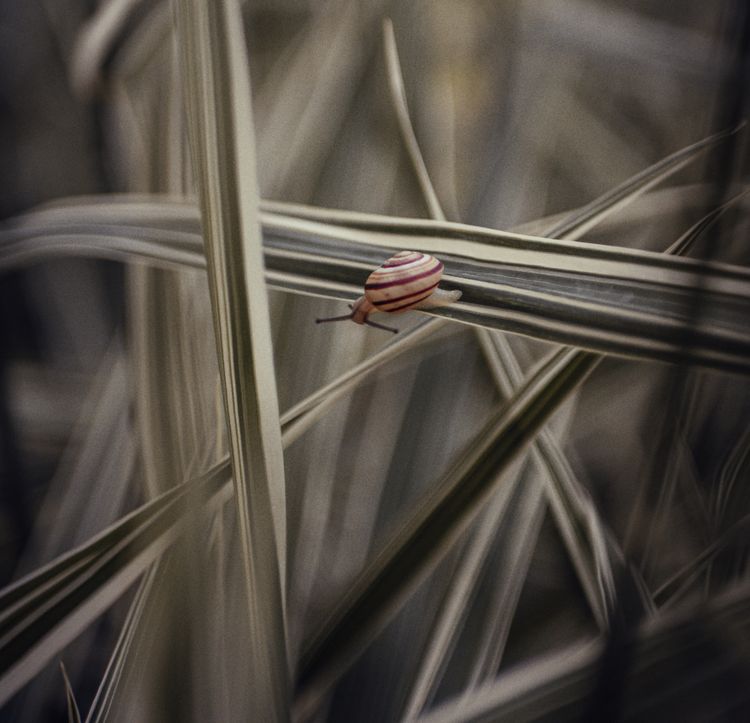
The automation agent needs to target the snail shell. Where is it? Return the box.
[364,251,445,313]
[315,250,461,333]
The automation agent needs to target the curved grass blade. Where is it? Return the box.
[255,1,384,200]
[403,467,546,719]
[417,637,602,723]
[0,466,203,625]
[667,188,748,257]
[257,210,750,378]
[544,122,745,241]
[69,0,148,99]
[259,119,741,239]
[13,337,130,576]
[713,425,750,529]
[173,0,289,718]
[461,479,547,693]
[383,18,446,223]
[478,332,618,625]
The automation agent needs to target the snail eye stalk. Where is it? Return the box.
[315,314,354,324]
[364,319,399,334]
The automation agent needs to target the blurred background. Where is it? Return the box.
[1,1,749,721]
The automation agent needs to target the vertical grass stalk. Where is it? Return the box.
[173,0,290,718]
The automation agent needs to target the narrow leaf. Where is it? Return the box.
[5,188,750,374]
[381,25,643,715]
[654,512,750,609]
[402,467,545,718]
[544,122,744,240]
[173,0,290,719]
[60,661,82,723]
[383,18,446,222]
[666,188,748,257]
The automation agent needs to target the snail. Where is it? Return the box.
[316,251,462,333]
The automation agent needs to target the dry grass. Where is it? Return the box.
[0,1,748,721]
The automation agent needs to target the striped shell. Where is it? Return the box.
[364,251,444,313]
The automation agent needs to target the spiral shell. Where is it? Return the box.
[363,251,445,313]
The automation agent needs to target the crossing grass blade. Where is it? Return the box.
[653,512,750,610]
[383,18,446,223]
[543,123,745,241]
[667,188,748,257]
[173,0,290,718]
[401,466,546,719]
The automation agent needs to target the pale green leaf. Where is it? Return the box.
[173,0,290,718]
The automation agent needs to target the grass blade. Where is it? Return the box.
[281,320,449,446]
[544,123,744,240]
[653,512,750,610]
[380,25,638,713]
[59,661,82,723]
[296,100,726,707]
[462,476,548,691]
[418,582,750,722]
[84,565,158,723]
[382,24,606,712]
[173,0,289,718]
[402,466,545,719]
[713,425,750,529]
[295,347,600,715]
[0,463,231,706]
[383,18,446,223]
[667,188,748,257]
[6,190,750,375]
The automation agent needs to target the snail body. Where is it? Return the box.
[316,251,461,333]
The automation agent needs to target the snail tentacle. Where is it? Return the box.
[316,313,354,324]
[364,319,399,334]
